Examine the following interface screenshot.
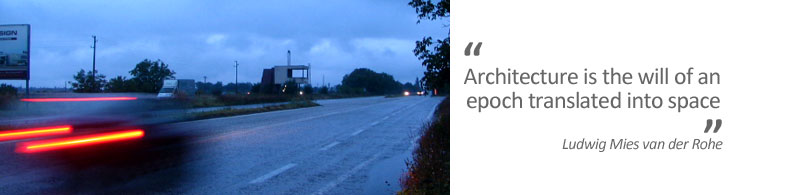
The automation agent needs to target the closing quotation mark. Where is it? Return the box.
[704,119,722,133]
[464,42,482,56]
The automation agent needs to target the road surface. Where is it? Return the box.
[0,96,443,194]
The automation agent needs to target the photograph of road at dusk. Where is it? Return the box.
[0,0,450,194]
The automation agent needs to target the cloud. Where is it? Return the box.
[351,38,415,56]
[205,34,227,45]
[0,0,449,87]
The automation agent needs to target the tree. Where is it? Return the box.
[410,0,449,95]
[302,84,313,95]
[409,0,449,23]
[196,81,217,95]
[403,82,417,92]
[224,82,254,94]
[253,82,278,95]
[129,59,175,93]
[341,68,403,95]
[211,82,224,96]
[72,69,107,93]
[319,86,329,94]
[0,84,16,96]
[404,2,450,194]
[250,82,262,94]
[106,76,133,92]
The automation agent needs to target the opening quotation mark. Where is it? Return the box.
[704,119,722,133]
[464,42,482,56]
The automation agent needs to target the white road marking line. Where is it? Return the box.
[249,163,297,184]
[312,151,384,195]
[351,128,366,136]
[320,141,340,151]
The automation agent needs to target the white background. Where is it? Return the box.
[452,0,800,194]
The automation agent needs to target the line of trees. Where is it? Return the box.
[72,59,175,93]
[196,82,254,96]
[72,59,417,97]
[335,68,421,95]
[245,68,418,97]
[0,84,16,96]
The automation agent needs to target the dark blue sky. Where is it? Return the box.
[0,0,448,87]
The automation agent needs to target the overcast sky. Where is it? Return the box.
[0,0,448,88]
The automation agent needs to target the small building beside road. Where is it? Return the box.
[260,50,309,93]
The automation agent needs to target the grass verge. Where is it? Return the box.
[400,97,449,194]
[190,94,374,108]
[191,94,291,108]
[189,99,319,121]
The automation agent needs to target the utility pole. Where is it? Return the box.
[91,35,97,78]
[234,61,239,94]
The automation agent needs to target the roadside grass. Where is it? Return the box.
[191,94,291,108]
[189,99,319,121]
[400,97,449,194]
[190,93,373,108]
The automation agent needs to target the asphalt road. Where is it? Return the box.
[0,96,443,194]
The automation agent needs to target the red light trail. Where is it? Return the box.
[0,126,73,141]
[16,129,144,153]
[20,97,137,102]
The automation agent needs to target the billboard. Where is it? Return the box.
[0,24,30,80]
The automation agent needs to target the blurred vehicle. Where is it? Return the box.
[157,79,196,98]
[0,94,190,154]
